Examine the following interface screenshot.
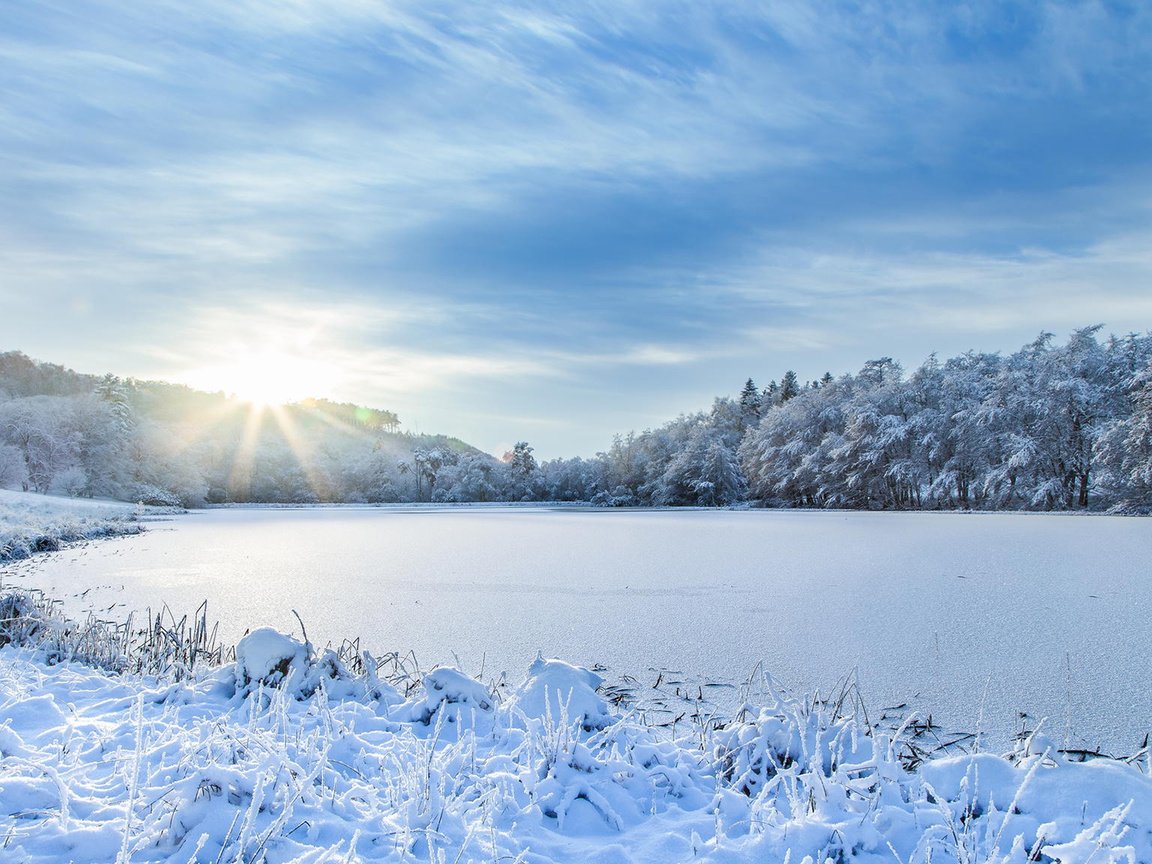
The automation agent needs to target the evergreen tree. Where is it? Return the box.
[738,378,761,428]
[779,370,800,402]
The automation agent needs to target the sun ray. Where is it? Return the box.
[294,401,381,444]
[227,402,268,500]
[264,404,332,502]
[162,396,253,455]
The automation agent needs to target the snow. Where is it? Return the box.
[506,655,612,733]
[392,666,496,736]
[235,627,309,689]
[0,488,147,562]
[4,494,1152,861]
[2,634,1151,864]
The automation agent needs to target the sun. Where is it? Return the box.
[226,352,314,406]
[183,348,333,407]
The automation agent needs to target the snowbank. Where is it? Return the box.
[1,617,1150,863]
[0,488,149,562]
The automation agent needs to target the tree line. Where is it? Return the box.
[529,325,1152,512]
[3,325,1152,511]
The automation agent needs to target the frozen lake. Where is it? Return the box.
[6,506,1151,752]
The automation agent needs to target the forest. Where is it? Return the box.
[2,325,1151,512]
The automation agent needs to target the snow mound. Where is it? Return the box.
[393,666,495,735]
[232,629,400,704]
[505,655,613,733]
[235,627,308,689]
[714,701,877,802]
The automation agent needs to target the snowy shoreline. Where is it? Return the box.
[0,489,160,564]
[1,593,1150,863]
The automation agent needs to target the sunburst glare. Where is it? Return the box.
[182,339,338,408]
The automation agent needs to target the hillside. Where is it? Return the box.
[0,351,503,506]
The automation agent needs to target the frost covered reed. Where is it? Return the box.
[0,589,222,678]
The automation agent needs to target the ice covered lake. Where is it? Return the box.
[7,506,1152,753]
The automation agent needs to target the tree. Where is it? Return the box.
[0,396,83,494]
[738,378,761,429]
[95,374,134,434]
[0,443,28,490]
[929,352,1002,509]
[658,424,746,506]
[499,441,539,501]
[1096,356,1152,511]
[779,370,800,402]
[412,446,456,502]
[439,453,499,502]
[978,328,1112,509]
[504,441,537,476]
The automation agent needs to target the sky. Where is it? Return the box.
[1,0,1150,458]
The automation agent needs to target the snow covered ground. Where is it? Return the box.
[0,489,150,563]
[1,607,1151,864]
[9,505,1152,754]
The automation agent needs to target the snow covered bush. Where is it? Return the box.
[713,691,878,800]
[505,655,614,734]
[393,666,496,736]
[233,626,401,704]
[126,481,184,508]
[234,627,309,690]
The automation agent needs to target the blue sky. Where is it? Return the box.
[2,0,1150,458]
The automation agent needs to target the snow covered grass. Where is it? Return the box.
[0,488,152,563]
[2,593,1150,863]
[0,589,223,680]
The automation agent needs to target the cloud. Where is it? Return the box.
[2,0,1150,456]
[699,225,1152,373]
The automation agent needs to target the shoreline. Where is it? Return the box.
[2,590,1151,863]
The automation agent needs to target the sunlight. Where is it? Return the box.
[225,352,315,407]
[183,347,336,408]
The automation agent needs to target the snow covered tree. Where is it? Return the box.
[740,377,855,506]
[977,328,1114,509]
[655,422,745,506]
[779,370,800,403]
[822,359,915,508]
[927,352,1002,508]
[1096,357,1152,511]
[412,446,457,502]
[738,378,761,429]
[437,453,499,502]
[498,442,539,500]
[0,397,83,494]
[0,443,29,490]
[95,374,134,434]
